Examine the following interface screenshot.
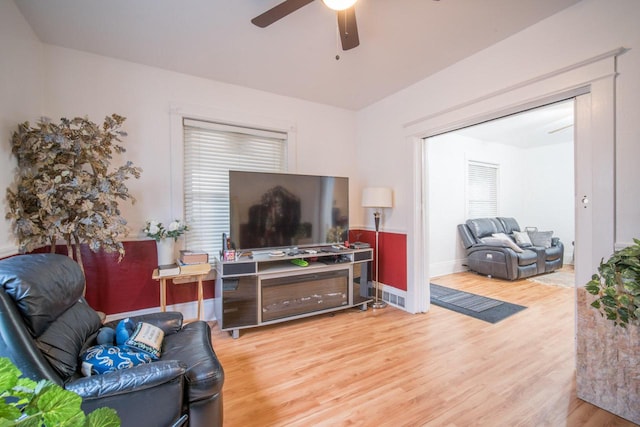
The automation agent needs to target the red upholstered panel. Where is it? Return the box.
[32,241,214,315]
[349,229,407,291]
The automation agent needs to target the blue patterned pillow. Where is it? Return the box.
[80,345,152,376]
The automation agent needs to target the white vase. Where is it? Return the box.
[156,239,176,266]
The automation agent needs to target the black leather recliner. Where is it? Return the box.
[0,253,224,427]
[458,217,564,280]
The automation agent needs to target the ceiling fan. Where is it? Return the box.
[251,0,360,51]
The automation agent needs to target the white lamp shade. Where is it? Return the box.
[322,0,358,11]
[362,187,393,208]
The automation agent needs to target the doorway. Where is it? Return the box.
[405,51,618,315]
[425,100,575,279]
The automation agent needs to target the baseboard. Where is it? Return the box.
[104,298,217,323]
[429,259,468,277]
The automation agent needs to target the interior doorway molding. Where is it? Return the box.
[403,47,625,314]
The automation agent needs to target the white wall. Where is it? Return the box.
[427,134,522,275]
[521,141,575,259]
[0,0,44,257]
[7,44,357,248]
[428,134,574,277]
[356,0,639,310]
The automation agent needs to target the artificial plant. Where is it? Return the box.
[585,238,640,327]
[0,357,120,426]
[6,115,142,273]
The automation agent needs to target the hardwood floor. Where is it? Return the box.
[210,271,638,426]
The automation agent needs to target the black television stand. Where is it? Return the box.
[214,246,373,338]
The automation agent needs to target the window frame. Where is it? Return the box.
[465,160,499,219]
[169,105,297,252]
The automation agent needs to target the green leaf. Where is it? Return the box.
[619,297,631,310]
[0,358,21,391]
[0,402,22,421]
[16,415,44,427]
[591,300,601,309]
[33,384,85,427]
[585,279,601,295]
[85,408,120,427]
[618,305,630,316]
[601,295,617,308]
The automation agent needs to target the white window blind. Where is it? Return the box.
[183,119,286,256]
[467,161,499,219]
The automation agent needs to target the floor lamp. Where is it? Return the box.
[362,187,393,309]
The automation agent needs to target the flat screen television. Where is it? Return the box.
[229,171,349,251]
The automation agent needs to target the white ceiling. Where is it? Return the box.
[455,100,575,148]
[15,0,581,110]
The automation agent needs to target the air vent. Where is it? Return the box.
[382,288,406,309]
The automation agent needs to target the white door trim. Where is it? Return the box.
[405,48,623,313]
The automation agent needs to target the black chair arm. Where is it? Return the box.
[68,360,187,426]
[104,311,184,336]
[66,360,186,398]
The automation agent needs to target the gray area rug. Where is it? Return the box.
[430,284,526,323]
[527,270,575,288]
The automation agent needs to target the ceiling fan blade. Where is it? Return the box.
[251,0,315,28]
[337,6,359,50]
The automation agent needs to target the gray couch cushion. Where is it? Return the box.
[529,230,554,248]
[466,218,505,240]
[542,245,563,261]
[498,217,521,234]
[517,249,538,266]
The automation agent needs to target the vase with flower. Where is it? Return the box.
[143,219,188,265]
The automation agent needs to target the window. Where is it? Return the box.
[466,160,498,218]
[183,119,287,255]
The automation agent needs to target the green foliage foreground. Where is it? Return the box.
[586,238,640,327]
[0,358,120,427]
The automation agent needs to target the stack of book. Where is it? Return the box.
[156,250,210,277]
[177,250,211,274]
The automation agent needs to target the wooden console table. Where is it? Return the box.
[152,264,212,321]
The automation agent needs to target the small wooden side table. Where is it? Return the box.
[152,264,212,321]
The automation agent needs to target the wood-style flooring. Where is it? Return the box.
[210,270,638,426]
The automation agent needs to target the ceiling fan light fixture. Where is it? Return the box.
[322,0,357,11]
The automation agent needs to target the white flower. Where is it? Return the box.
[144,218,188,241]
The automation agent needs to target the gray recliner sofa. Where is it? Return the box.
[457,217,564,280]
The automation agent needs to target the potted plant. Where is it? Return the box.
[5,115,142,274]
[0,357,119,426]
[585,238,640,326]
[143,219,188,265]
[576,239,639,424]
